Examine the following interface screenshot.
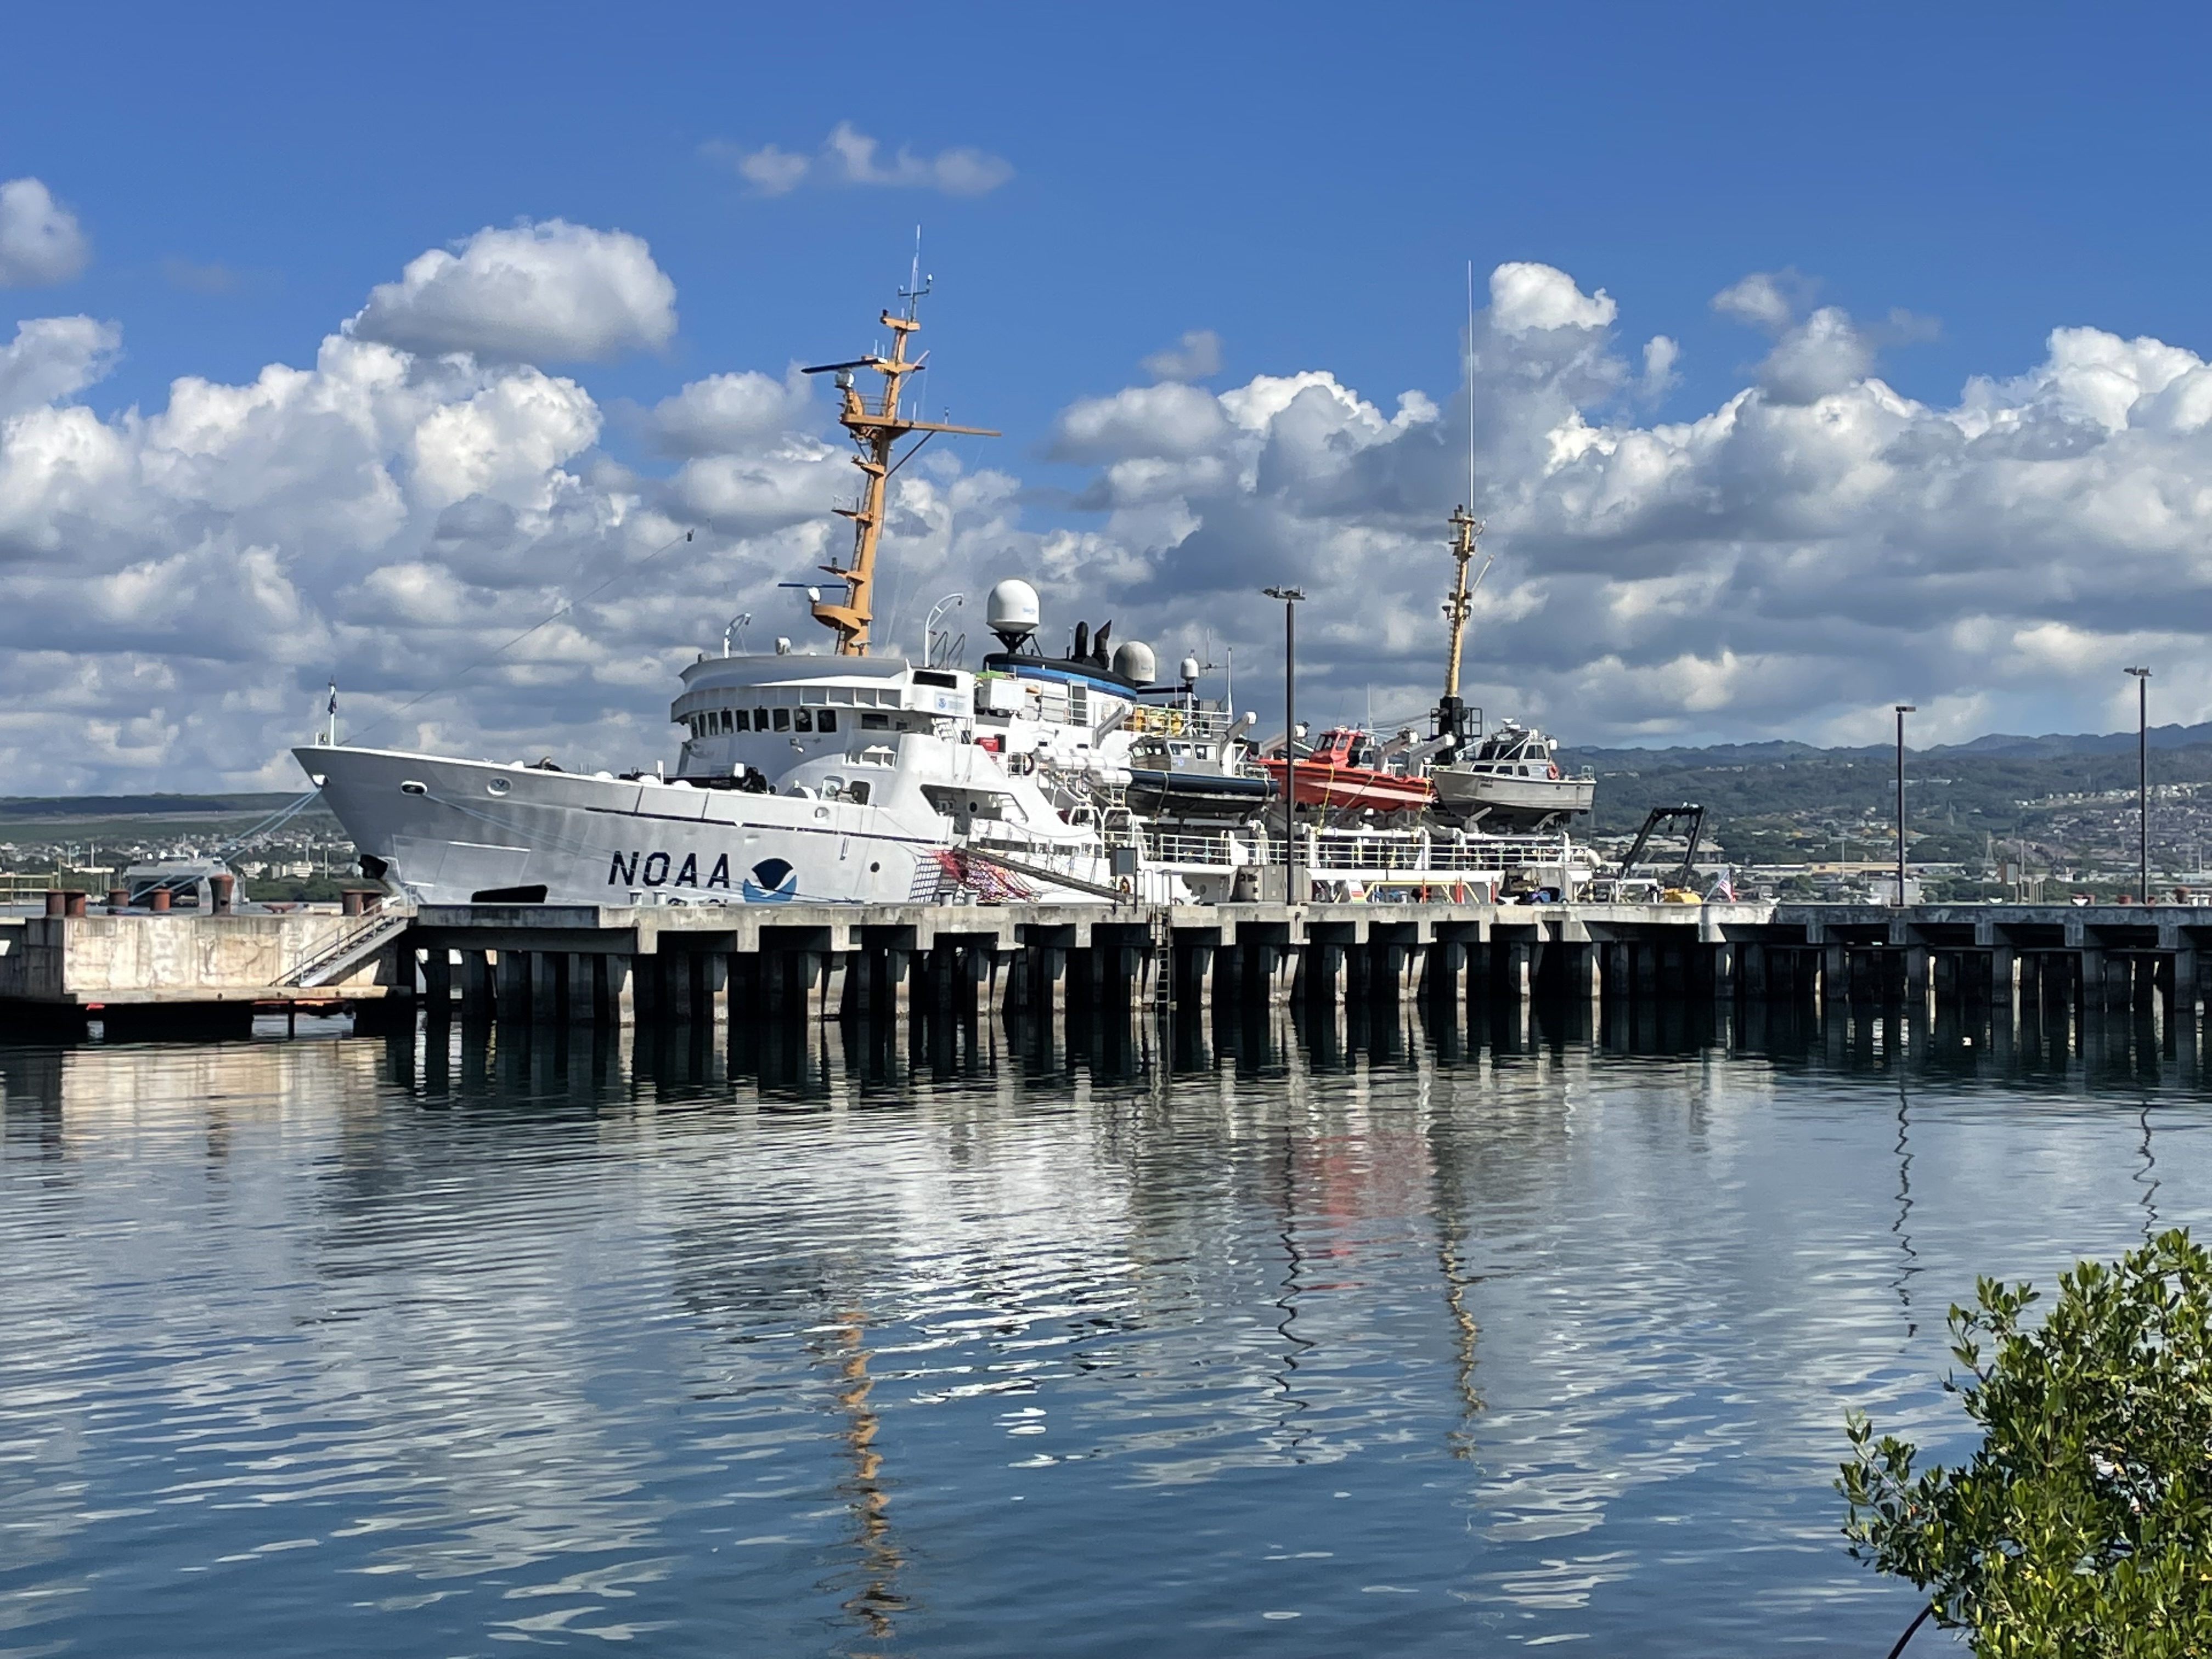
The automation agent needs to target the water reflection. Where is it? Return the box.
[2,1001,2210,1656]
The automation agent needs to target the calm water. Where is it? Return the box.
[2,1000,2204,1656]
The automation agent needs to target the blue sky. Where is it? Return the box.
[19,3,2211,445]
[7,2,2212,786]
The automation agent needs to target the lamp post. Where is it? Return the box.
[2126,666,2151,903]
[1263,586,1306,903]
[1894,704,1916,907]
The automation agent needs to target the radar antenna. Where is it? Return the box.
[799,258,996,656]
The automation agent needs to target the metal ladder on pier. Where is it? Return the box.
[279,907,414,989]
[1148,914,1173,1020]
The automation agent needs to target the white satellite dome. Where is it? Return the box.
[986,578,1040,642]
[1178,654,1202,685]
[1112,640,1158,686]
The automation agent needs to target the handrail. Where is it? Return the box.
[280,907,414,988]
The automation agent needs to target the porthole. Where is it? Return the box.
[400,780,427,795]
[486,777,511,797]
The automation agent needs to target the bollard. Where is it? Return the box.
[106,887,128,910]
[341,890,366,917]
[64,890,86,918]
[43,890,67,917]
[209,872,235,915]
[149,887,171,913]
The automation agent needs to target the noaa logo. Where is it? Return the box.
[741,857,798,903]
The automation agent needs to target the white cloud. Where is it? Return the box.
[704,123,1013,198]
[0,316,119,418]
[18,247,2212,792]
[647,368,813,455]
[1756,306,1875,404]
[0,178,91,287]
[981,268,2212,751]
[1711,270,1801,332]
[352,220,676,363]
[1141,329,1222,382]
[1489,262,1616,335]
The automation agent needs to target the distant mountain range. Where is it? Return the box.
[1565,722,2212,774]
[1555,724,2212,859]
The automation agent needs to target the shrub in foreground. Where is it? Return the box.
[1841,1228,2212,1655]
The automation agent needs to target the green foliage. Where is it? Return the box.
[1841,1229,2212,1655]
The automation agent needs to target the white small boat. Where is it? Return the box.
[1429,721,1594,832]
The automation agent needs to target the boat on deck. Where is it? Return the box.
[1429,720,1595,831]
[1255,727,1434,815]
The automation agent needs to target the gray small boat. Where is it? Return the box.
[1430,722,1594,831]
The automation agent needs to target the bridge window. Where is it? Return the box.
[794,709,814,732]
[773,709,790,732]
[817,710,837,733]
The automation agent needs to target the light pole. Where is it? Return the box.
[2126,666,2151,903]
[1894,704,1916,907]
[1263,586,1306,903]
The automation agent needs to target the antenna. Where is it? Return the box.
[1466,259,1477,512]
[900,225,932,320]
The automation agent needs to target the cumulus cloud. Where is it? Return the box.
[703,123,1013,197]
[0,317,119,418]
[15,244,2212,792]
[1711,269,1805,332]
[352,220,676,362]
[0,178,91,287]
[1142,329,1223,382]
[988,260,2212,750]
[647,367,813,456]
[1490,262,1616,335]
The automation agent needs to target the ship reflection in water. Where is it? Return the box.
[2,1001,2207,1656]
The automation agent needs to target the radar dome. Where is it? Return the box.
[1112,640,1158,686]
[986,578,1040,648]
[1178,655,1201,685]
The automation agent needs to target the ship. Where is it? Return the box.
[301,280,1606,909]
[302,282,1177,908]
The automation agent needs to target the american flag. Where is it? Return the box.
[1707,870,1737,902]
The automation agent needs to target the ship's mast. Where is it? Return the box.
[1442,504,1482,701]
[801,280,997,656]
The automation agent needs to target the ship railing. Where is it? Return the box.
[1137,827,1589,873]
[1124,705,1236,741]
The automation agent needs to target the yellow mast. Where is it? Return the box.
[802,289,997,656]
[1441,504,1482,701]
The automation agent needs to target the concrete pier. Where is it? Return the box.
[5,897,2212,1039]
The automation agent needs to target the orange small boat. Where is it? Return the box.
[1256,727,1434,814]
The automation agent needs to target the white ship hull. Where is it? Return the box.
[298,744,1121,908]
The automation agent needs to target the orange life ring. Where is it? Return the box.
[1547,762,1559,780]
